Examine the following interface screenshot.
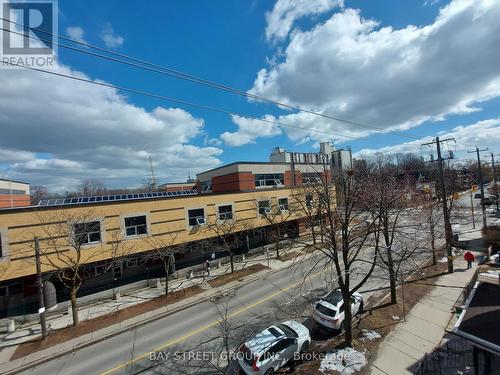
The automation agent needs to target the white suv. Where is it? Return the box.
[238,320,310,375]
[312,289,363,331]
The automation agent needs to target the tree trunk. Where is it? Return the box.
[164,263,169,296]
[311,221,316,245]
[387,248,397,304]
[230,253,234,273]
[343,295,353,347]
[70,287,79,326]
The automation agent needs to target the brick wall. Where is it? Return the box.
[0,194,31,208]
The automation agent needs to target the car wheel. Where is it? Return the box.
[301,341,310,353]
[264,369,274,375]
[358,300,364,314]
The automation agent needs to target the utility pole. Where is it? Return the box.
[422,137,455,273]
[149,155,157,191]
[468,147,488,228]
[488,153,499,212]
[34,237,47,339]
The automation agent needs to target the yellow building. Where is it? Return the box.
[0,186,306,317]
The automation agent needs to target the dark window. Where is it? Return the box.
[277,323,298,338]
[218,205,233,221]
[124,215,148,236]
[268,327,282,338]
[73,221,101,245]
[188,208,205,226]
[316,302,336,317]
[8,283,23,295]
[278,198,289,211]
[306,193,314,209]
[268,338,293,356]
[258,200,270,215]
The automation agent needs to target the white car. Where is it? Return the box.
[312,289,364,331]
[238,320,311,375]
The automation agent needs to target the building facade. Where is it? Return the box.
[0,179,30,209]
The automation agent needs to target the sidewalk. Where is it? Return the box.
[370,257,477,375]
[0,243,312,374]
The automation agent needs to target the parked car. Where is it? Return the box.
[312,289,364,331]
[238,320,310,375]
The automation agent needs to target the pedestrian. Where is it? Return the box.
[205,259,210,276]
[464,251,475,269]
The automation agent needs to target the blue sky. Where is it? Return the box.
[1,0,500,191]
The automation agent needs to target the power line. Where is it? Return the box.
[1,18,424,141]
[2,60,392,145]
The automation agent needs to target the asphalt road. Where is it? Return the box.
[19,247,394,375]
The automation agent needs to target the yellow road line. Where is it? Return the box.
[100,268,325,375]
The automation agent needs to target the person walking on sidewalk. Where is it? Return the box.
[464,251,475,269]
[205,260,210,276]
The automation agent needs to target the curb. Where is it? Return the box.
[1,256,308,375]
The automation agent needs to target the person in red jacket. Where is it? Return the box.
[464,251,475,269]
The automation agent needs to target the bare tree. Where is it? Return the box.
[78,179,107,196]
[147,231,182,296]
[33,209,127,326]
[30,185,49,205]
[292,167,382,347]
[364,161,420,304]
[254,194,295,259]
[205,214,248,274]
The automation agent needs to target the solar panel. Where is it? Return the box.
[36,189,199,207]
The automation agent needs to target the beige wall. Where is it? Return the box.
[0,188,308,282]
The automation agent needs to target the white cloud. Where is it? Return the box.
[66,26,87,44]
[354,118,500,159]
[265,0,344,42]
[0,62,222,192]
[252,0,500,145]
[100,24,124,48]
[220,115,282,146]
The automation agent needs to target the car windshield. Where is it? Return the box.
[316,302,336,317]
[276,323,298,338]
[322,290,343,305]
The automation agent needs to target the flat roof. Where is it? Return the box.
[0,178,30,185]
[197,161,290,175]
[454,282,500,354]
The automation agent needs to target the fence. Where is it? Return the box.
[414,338,485,375]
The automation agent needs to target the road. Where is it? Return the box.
[19,248,392,375]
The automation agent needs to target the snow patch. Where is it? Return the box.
[392,315,400,321]
[319,347,367,374]
[361,329,381,341]
[438,256,448,263]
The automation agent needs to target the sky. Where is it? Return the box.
[1,0,500,192]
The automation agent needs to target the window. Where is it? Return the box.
[302,173,322,184]
[218,205,233,221]
[124,215,148,237]
[278,198,289,212]
[258,200,270,215]
[255,173,284,188]
[188,208,205,226]
[73,221,101,245]
[306,193,314,209]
